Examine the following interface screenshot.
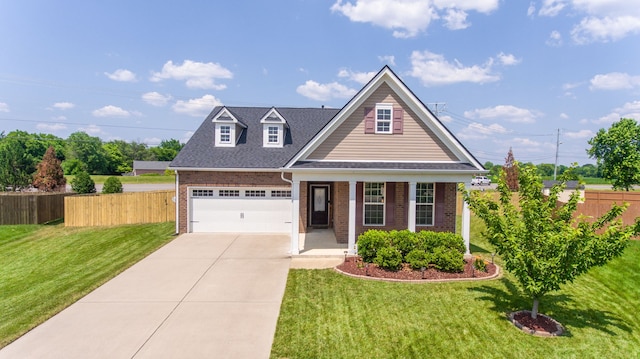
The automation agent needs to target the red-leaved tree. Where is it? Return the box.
[32,146,66,192]
[503,147,519,192]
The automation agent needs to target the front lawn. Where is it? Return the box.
[271,241,640,358]
[0,222,175,348]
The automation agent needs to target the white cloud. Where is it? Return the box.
[104,69,137,82]
[52,102,75,110]
[539,0,567,17]
[144,137,162,146]
[52,115,67,121]
[378,55,396,66]
[142,92,173,107]
[464,105,541,123]
[589,72,640,90]
[172,94,223,117]
[565,129,594,139]
[546,30,563,46]
[151,60,233,90]
[296,80,357,101]
[0,102,8,112]
[527,2,536,17]
[409,50,501,86]
[572,15,640,44]
[457,122,508,140]
[591,100,640,124]
[79,124,104,135]
[92,105,130,117]
[330,0,498,38]
[438,115,453,123]
[337,69,376,84]
[497,52,520,66]
[560,113,569,119]
[36,123,67,132]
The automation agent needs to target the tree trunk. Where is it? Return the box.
[531,297,539,319]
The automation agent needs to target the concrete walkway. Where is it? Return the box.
[0,233,292,359]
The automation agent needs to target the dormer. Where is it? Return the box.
[260,107,288,148]
[211,107,246,147]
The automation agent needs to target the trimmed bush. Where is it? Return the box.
[71,170,96,194]
[432,247,464,273]
[405,249,432,270]
[390,229,419,257]
[102,176,123,194]
[415,231,465,254]
[373,246,403,271]
[357,230,391,263]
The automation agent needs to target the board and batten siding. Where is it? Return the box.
[307,83,458,161]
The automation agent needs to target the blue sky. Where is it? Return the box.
[1,0,639,166]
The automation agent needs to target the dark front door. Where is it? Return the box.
[310,185,330,227]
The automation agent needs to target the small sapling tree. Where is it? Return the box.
[462,162,640,319]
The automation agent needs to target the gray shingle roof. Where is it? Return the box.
[170,106,340,169]
[133,161,172,170]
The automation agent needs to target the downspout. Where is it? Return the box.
[280,171,293,185]
[174,170,179,235]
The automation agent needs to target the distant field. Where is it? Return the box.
[66,174,176,184]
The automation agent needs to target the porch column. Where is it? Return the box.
[408,181,417,232]
[462,198,471,257]
[290,180,300,255]
[348,181,357,255]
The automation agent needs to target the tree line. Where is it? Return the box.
[0,130,184,191]
[483,161,602,180]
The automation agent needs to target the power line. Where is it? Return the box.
[0,117,192,132]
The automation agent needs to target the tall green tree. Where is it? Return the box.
[0,136,32,191]
[32,146,66,192]
[66,132,108,175]
[462,163,640,319]
[587,118,640,191]
[149,139,184,161]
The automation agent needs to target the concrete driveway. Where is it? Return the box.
[0,233,291,359]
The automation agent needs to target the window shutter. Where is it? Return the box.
[364,107,375,134]
[393,108,403,134]
[385,182,395,226]
[434,183,445,226]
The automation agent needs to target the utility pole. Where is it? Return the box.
[553,128,560,180]
[427,103,446,116]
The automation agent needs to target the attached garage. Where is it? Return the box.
[188,187,292,233]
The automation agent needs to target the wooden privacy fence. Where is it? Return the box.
[64,190,175,227]
[0,192,72,225]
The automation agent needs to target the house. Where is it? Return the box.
[169,66,485,255]
[132,161,172,176]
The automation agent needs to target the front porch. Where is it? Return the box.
[296,228,348,257]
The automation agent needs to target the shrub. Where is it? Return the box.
[70,170,96,194]
[473,256,488,272]
[432,247,464,273]
[357,230,391,262]
[405,249,431,270]
[102,176,123,194]
[390,229,419,258]
[373,246,403,271]
[416,231,465,254]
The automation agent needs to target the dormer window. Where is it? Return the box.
[260,107,287,148]
[211,107,247,147]
[375,103,392,134]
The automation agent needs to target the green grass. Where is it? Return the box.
[65,174,176,185]
[271,237,640,358]
[0,222,176,348]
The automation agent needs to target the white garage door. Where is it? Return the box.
[189,187,292,233]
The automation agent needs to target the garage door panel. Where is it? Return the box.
[189,189,291,233]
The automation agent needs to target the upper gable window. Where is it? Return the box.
[215,123,236,147]
[219,125,231,144]
[260,108,287,148]
[268,126,279,144]
[375,104,392,134]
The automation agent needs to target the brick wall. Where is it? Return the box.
[333,182,349,243]
[177,171,290,233]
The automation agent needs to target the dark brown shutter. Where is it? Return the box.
[434,183,445,226]
[393,108,403,134]
[364,107,375,134]
[356,182,363,226]
[385,182,395,226]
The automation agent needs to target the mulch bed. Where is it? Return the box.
[509,310,564,336]
[336,257,498,281]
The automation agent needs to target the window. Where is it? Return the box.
[364,182,385,225]
[375,104,392,134]
[271,190,291,198]
[192,189,215,197]
[219,189,240,197]
[267,126,279,144]
[245,190,266,197]
[219,125,231,143]
[416,183,434,226]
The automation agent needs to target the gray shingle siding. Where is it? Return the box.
[170,106,340,169]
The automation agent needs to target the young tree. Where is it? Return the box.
[587,118,640,191]
[462,163,640,319]
[70,170,96,194]
[503,147,519,191]
[32,146,67,192]
[102,176,123,194]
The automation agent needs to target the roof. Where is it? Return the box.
[542,180,584,189]
[290,161,478,171]
[133,161,172,170]
[170,107,340,169]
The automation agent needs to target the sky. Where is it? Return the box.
[1,0,639,166]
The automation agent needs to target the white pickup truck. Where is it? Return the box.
[471,176,491,186]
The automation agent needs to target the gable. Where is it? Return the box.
[306,83,458,162]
